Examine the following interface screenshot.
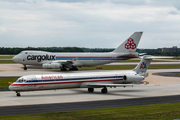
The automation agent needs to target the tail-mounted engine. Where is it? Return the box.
[123,75,145,82]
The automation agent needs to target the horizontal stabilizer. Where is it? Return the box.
[139,53,146,56]
[133,55,173,73]
[141,56,172,59]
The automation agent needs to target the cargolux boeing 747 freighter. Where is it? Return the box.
[12,32,143,71]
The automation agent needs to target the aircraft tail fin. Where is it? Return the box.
[112,32,143,53]
[133,55,172,75]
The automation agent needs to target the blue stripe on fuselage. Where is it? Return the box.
[55,58,128,61]
[21,76,124,83]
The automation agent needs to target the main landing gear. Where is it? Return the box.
[87,87,108,94]
[61,67,78,71]
[69,66,78,71]
[88,88,94,92]
[16,91,21,97]
[61,68,67,71]
[101,87,108,93]
[60,65,67,71]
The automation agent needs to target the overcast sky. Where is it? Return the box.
[0,0,180,49]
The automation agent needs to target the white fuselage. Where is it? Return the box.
[9,70,138,92]
[12,51,137,67]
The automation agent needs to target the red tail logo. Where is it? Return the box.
[125,38,136,49]
[140,62,146,69]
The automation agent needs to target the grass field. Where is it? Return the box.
[0,102,180,119]
[0,78,17,89]
[0,60,16,63]
[0,56,14,59]
[120,59,171,62]
[172,56,180,60]
[78,64,180,70]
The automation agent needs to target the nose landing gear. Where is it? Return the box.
[23,65,27,70]
[16,91,21,97]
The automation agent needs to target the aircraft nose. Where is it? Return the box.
[9,85,14,91]
[12,55,19,63]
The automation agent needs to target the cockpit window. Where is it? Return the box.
[17,78,26,83]
[17,78,22,82]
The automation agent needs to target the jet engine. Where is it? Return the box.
[42,64,51,69]
[123,75,145,82]
[42,63,62,69]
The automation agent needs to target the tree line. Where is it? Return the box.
[0,47,179,56]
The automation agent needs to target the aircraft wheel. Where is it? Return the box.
[61,68,67,71]
[69,67,78,71]
[16,92,21,97]
[23,65,27,70]
[101,88,108,93]
[88,88,94,92]
[74,67,78,70]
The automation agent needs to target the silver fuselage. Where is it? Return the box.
[9,70,137,92]
[12,51,137,67]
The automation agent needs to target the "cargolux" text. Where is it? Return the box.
[27,54,55,62]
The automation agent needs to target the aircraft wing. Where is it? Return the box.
[87,83,138,87]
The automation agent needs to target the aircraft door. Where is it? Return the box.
[28,76,37,90]
[22,51,28,64]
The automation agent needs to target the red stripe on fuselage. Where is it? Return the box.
[11,78,123,86]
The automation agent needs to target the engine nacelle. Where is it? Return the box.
[42,64,52,69]
[42,63,62,69]
[123,75,145,82]
[51,63,62,69]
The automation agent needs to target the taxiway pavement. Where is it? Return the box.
[1,95,180,116]
[0,63,180,115]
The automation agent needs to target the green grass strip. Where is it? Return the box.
[0,60,16,64]
[1,102,180,119]
[0,78,17,89]
[0,56,14,59]
[120,60,171,62]
[171,56,180,60]
[79,64,180,70]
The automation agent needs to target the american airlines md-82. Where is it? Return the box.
[12,32,143,71]
[9,55,170,96]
